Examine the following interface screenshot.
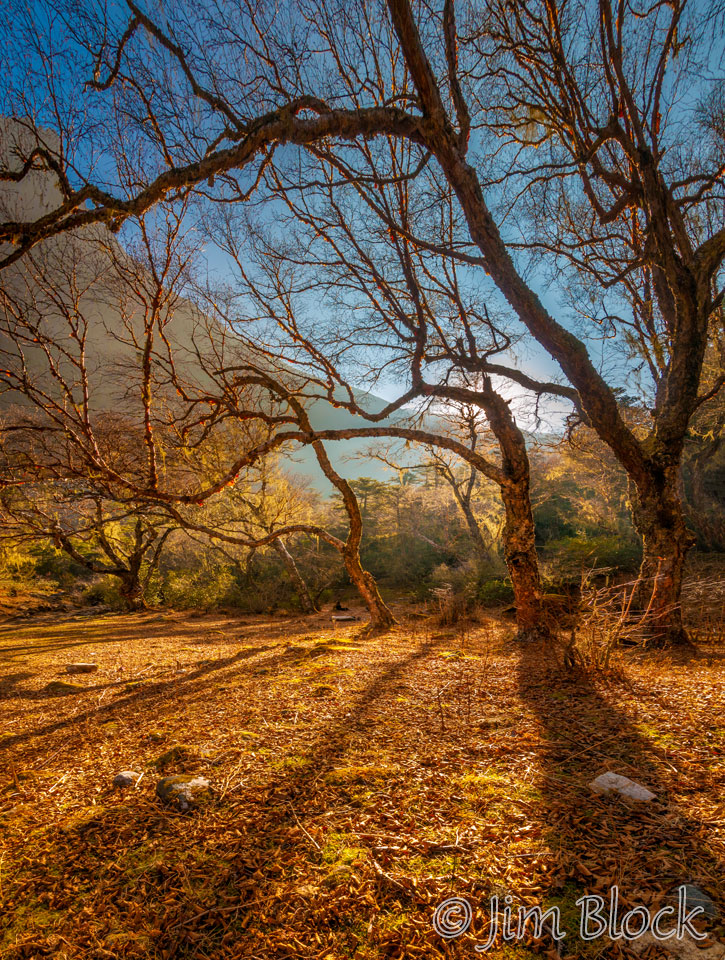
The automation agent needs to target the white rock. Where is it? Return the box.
[65,663,98,674]
[156,775,212,811]
[113,771,141,789]
[630,932,724,959]
[589,772,656,802]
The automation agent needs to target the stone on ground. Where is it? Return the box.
[45,680,84,696]
[113,771,142,789]
[630,932,724,959]
[669,884,719,920]
[156,775,212,811]
[589,772,656,802]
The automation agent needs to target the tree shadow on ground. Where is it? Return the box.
[1,628,450,959]
[4,616,723,960]
[0,643,279,749]
[0,611,260,657]
[0,612,365,751]
[513,636,724,955]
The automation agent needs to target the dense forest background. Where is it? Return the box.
[2,417,722,618]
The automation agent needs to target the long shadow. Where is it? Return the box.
[2,631,447,959]
[0,642,280,751]
[156,634,451,953]
[0,609,333,658]
[0,632,381,753]
[514,638,724,951]
[0,612,242,657]
[0,671,34,698]
[0,609,350,752]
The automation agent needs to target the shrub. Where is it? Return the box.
[81,578,125,609]
[476,578,515,606]
[156,567,244,611]
[541,534,641,583]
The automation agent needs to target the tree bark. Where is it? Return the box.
[118,571,147,611]
[629,468,695,645]
[473,383,548,641]
[376,379,546,638]
[500,478,547,641]
[271,537,317,613]
[289,397,396,631]
[53,525,149,611]
[336,481,395,631]
[379,9,712,644]
[342,544,395,631]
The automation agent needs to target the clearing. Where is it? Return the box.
[1,608,723,959]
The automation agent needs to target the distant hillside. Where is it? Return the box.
[0,117,419,490]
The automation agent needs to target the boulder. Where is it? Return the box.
[669,884,719,921]
[65,663,98,674]
[590,772,656,802]
[113,771,141,789]
[45,680,84,696]
[156,775,212,811]
[630,932,724,959]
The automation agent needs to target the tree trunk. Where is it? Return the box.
[118,572,146,611]
[473,382,548,641]
[291,399,396,632]
[454,491,494,565]
[629,467,695,645]
[406,89,709,645]
[500,478,547,640]
[271,537,317,613]
[343,545,396,631]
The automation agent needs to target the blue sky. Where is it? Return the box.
[4,0,720,438]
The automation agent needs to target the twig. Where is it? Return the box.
[370,856,408,890]
[287,804,321,850]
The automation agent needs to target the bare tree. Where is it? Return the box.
[372,402,502,567]
[167,410,397,628]
[2,0,723,642]
[198,165,558,637]
[0,174,398,627]
[184,433,322,612]
[0,482,174,609]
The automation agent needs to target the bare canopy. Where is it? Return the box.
[1,0,724,640]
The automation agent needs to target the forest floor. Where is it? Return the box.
[0,605,724,960]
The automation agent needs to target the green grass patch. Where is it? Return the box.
[324,763,398,786]
[118,841,166,879]
[270,755,312,771]
[1,901,66,950]
[404,853,459,877]
[635,721,677,748]
[542,883,600,957]
[321,831,367,866]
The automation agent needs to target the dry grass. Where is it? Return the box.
[0,605,724,959]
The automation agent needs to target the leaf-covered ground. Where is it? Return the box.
[1,608,723,959]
